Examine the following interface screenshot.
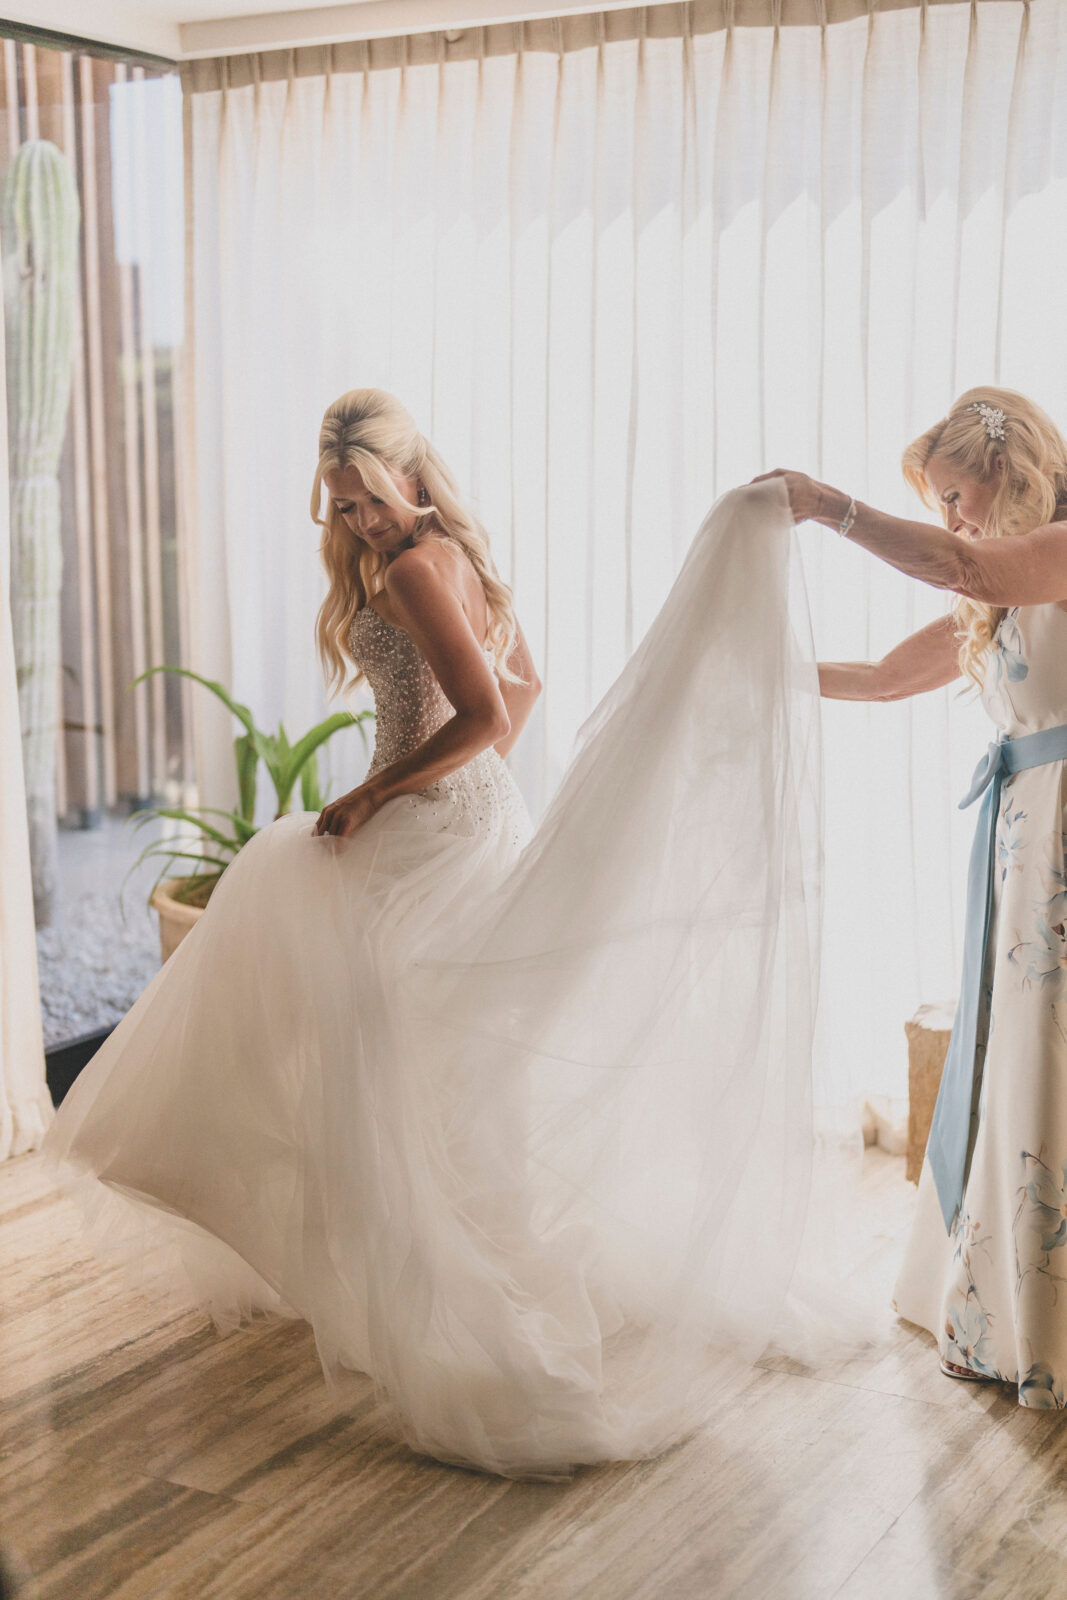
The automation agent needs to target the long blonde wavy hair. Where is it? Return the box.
[312,388,523,694]
[902,386,1067,688]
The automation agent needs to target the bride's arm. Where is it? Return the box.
[818,614,960,701]
[493,623,541,758]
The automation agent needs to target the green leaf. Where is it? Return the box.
[144,804,257,848]
[235,732,258,823]
[270,723,295,813]
[131,668,374,841]
[127,809,168,832]
[192,806,258,847]
[134,846,233,875]
[123,834,180,881]
[134,854,175,917]
[255,730,279,767]
[167,874,224,906]
[136,806,241,855]
[277,711,370,811]
[253,732,289,810]
[300,754,323,812]
[120,840,226,917]
[133,665,258,739]
[285,711,362,781]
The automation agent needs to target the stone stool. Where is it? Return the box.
[904,1001,956,1185]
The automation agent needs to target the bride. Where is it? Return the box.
[43,387,833,1481]
[311,397,539,845]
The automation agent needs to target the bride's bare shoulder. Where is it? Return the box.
[386,536,462,587]
[384,537,479,619]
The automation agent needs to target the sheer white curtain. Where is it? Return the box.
[0,222,52,1159]
[182,0,1067,1110]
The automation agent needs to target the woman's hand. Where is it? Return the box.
[312,782,383,839]
[750,469,847,526]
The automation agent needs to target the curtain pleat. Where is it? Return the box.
[185,0,1067,1108]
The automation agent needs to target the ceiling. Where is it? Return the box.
[5,0,646,60]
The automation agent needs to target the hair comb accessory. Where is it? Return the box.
[967,401,1007,441]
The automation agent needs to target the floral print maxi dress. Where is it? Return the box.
[893,601,1067,1405]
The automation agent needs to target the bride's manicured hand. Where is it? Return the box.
[313,783,382,838]
[750,469,841,525]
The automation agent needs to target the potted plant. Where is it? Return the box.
[125,666,373,961]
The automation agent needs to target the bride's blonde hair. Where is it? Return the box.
[312,388,522,693]
[902,386,1067,688]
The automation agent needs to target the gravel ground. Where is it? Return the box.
[35,813,173,1050]
[36,888,161,1049]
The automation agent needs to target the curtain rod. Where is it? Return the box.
[182,0,1009,90]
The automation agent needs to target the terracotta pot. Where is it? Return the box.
[150,878,209,963]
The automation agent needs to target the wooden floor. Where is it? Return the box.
[3,1149,1067,1600]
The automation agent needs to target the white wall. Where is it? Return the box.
[1,1,181,59]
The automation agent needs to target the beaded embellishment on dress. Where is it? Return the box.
[348,604,529,847]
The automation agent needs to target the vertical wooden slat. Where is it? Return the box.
[59,50,100,815]
[92,56,140,804]
[20,43,38,140]
[31,39,64,143]
[54,661,67,816]
[113,62,150,801]
[3,41,20,159]
[36,42,81,821]
[78,52,117,805]
[172,344,195,798]
[176,67,199,805]
[132,67,166,795]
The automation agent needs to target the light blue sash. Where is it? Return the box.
[928,720,1067,1232]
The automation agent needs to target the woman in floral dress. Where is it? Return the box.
[757,385,1067,1404]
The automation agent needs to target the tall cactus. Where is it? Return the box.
[3,141,81,927]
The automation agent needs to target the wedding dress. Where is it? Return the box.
[43,478,841,1479]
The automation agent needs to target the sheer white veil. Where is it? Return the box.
[383,475,876,1471]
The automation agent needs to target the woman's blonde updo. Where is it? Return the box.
[902,386,1067,688]
[312,388,523,694]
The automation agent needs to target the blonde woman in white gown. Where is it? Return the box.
[762,385,1067,1407]
[44,387,836,1480]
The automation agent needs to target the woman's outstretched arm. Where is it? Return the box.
[754,470,1067,606]
[818,614,960,701]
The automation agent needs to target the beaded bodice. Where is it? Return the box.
[349,604,459,773]
[347,604,530,848]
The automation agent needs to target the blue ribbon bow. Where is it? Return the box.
[927,721,1067,1232]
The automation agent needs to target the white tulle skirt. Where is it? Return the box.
[43,479,862,1480]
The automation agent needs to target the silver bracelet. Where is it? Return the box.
[837,497,858,538]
